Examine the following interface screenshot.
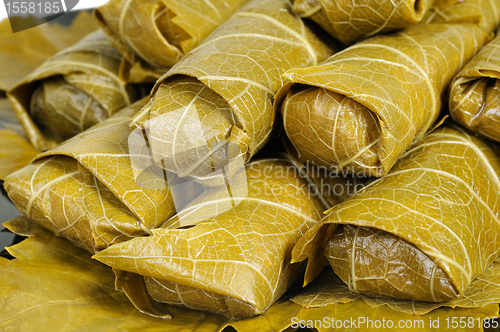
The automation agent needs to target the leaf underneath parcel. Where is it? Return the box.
[1,217,497,332]
[0,129,39,180]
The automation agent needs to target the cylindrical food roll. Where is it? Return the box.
[7,31,140,151]
[4,99,201,253]
[94,0,249,82]
[131,0,335,187]
[280,22,487,177]
[93,154,358,319]
[293,124,500,302]
[293,0,434,45]
[450,33,500,142]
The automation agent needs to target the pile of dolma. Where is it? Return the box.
[3,0,500,330]
[279,0,500,177]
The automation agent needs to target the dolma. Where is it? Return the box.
[7,31,140,151]
[292,0,434,45]
[93,155,349,319]
[131,0,334,187]
[4,99,198,253]
[94,0,249,83]
[3,216,498,331]
[0,11,98,93]
[280,18,497,177]
[449,33,500,142]
[292,124,500,303]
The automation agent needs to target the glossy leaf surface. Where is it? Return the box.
[132,0,335,186]
[293,125,500,304]
[7,31,139,151]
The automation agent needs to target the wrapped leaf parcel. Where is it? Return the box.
[292,125,500,304]
[95,0,248,82]
[93,155,356,319]
[3,217,498,331]
[450,33,500,142]
[131,0,334,187]
[280,23,489,177]
[4,99,198,253]
[292,0,434,45]
[279,0,500,178]
[7,31,140,151]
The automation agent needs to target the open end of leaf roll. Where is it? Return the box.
[325,224,459,302]
[154,3,191,51]
[282,84,382,174]
[145,75,244,184]
[292,0,433,45]
[30,76,109,139]
[450,78,500,141]
[7,31,139,150]
[281,23,487,177]
[449,32,500,142]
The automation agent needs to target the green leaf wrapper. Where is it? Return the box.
[293,124,500,305]
[4,99,199,253]
[292,0,435,45]
[0,12,98,93]
[278,0,500,177]
[450,33,500,142]
[2,216,498,330]
[7,31,140,151]
[131,0,335,187]
[94,0,249,83]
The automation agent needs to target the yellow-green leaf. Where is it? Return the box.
[280,22,488,178]
[7,31,140,151]
[293,124,500,305]
[132,0,335,186]
[0,129,40,180]
[450,33,500,142]
[293,0,434,45]
[4,99,194,252]
[94,0,248,82]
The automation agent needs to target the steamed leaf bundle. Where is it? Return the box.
[292,0,434,45]
[280,22,489,177]
[95,0,249,83]
[131,0,334,187]
[450,33,500,142]
[7,31,140,151]
[93,155,351,319]
[4,99,196,253]
[292,125,500,304]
